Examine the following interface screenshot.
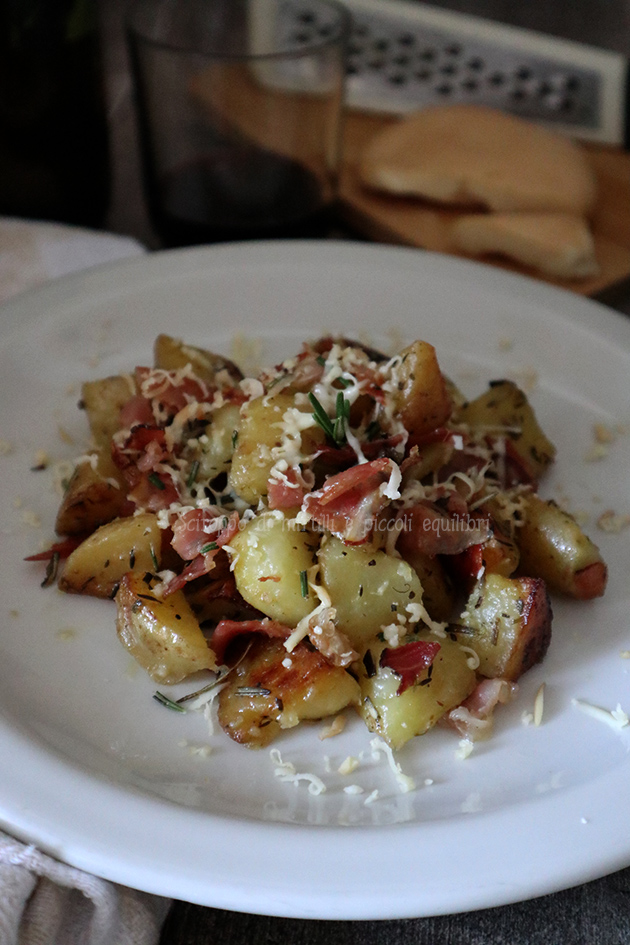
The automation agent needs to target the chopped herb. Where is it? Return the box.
[236,686,272,697]
[150,544,159,570]
[231,429,239,448]
[200,542,218,554]
[186,460,200,488]
[316,355,326,367]
[300,569,309,598]
[153,691,187,712]
[308,391,335,440]
[148,472,165,490]
[337,376,353,389]
[333,390,349,442]
[129,549,136,569]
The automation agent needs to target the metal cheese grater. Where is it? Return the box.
[276,0,630,145]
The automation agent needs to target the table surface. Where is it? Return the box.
[97,1,630,940]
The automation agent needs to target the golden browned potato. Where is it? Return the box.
[80,374,136,450]
[55,451,127,537]
[391,340,452,437]
[229,390,324,504]
[357,631,476,750]
[516,494,607,599]
[115,571,216,683]
[318,536,425,652]
[217,637,360,748]
[229,512,318,624]
[454,573,552,681]
[59,512,162,598]
[154,333,243,384]
[455,380,555,483]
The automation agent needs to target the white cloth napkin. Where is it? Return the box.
[0,831,171,945]
[0,216,145,305]
[0,218,172,945]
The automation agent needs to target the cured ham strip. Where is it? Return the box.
[380,640,441,695]
[302,457,395,544]
[211,618,292,665]
[162,510,240,595]
[444,678,518,740]
[267,468,306,510]
[396,502,492,557]
[171,508,239,560]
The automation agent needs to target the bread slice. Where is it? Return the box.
[451,212,600,280]
[359,104,596,216]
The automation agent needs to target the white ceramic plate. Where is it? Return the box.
[1,242,629,920]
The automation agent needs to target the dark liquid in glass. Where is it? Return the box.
[147,147,331,247]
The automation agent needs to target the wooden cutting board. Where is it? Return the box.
[339,110,630,298]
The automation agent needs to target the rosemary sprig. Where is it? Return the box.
[175,641,254,705]
[309,390,350,445]
[308,391,335,440]
[300,569,309,598]
[149,544,159,571]
[153,691,187,712]
[148,472,165,490]
[333,390,350,442]
[186,459,200,489]
[236,686,271,697]
[200,541,218,554]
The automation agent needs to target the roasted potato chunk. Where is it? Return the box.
[81,374,136,450]
[516,494,607,599]
[357,632,476,750]
[59,512,162,598]
[230,512,318,624]
[154,333,243,384]
[55,451,127,537]
[396,548,454,622]
[391,340,452,437]
[188,403,241,483]
[318,536,425,652]
[217,637,360,748]
[454,573,552,681]
[229,390,323,504]
[115,571,216,683]
[455,380,555,483]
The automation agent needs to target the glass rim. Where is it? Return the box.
[127,0,352,62]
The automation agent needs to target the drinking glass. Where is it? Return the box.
[128,0,350,246]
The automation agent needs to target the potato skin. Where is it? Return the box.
[392,340,452,437]
[154,333,243,384]
[455,380,556,483]
[115,571,216,684]
[59,512,162,598]
[217,637,360,748]
[81,374,136,450]
[516,494,607,599]
[455,573,552,681]
[55,452,127,537]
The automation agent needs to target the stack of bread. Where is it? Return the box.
[358,104,599,280]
